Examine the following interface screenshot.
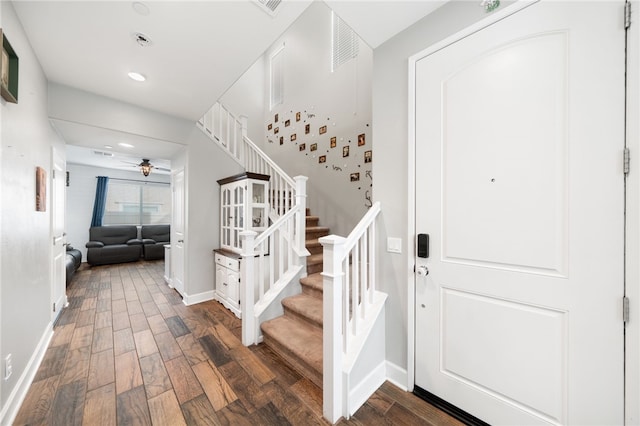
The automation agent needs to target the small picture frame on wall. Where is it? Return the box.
[1,30,19,104]
[350,172,360,182]
[285,119,291,127]
[319,125,327,135]
[319,155,326,164]
[364,150,372,163]
[310,143,317,152]
[275,113,279,122]
[291,133,297,141]
[296,112,301,122]
[330,137,337,148]
[305,124,310,134]
[267,123,273,131]
[343,146,350,157]
[279,136,284,145]
[299,143,306,151]
[274,127,279,134]
[358,133,366,146]
[36,166,46,212]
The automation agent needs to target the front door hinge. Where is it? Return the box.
[623,296,630,323]
[624,148,630,175]
[52,169,56,179]
[625,2,632,29]
[53,302,56,312]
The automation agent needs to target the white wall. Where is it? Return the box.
[65,163,171,262]
[0,1,66,421]
[222,1,373,237]
[372,1,513,387]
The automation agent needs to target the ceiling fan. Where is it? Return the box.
[121,158,170,176]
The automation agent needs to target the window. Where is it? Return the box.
[103,181,171,225]
[270,44,284,110]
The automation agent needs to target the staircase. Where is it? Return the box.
[260,209,329,388]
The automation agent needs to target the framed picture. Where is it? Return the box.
[274,113,279,122]
[343,146,350,157]
[285,119,291,127]
[319,155,326,164]
[330,137,337,148]
[350,172,360,182]
[299,143,306,151]
[1,30,19,104]
[310,143,317,152]
[296,112,301,122]
[305,124,310,134]
[358,133,366,146]
[319,125,327,135]
[274,127,279,134]
[364,150,372,163]
[279,136,284,145]
[291,133,297,141]
[267,123,273,131]
[36,166,46,212]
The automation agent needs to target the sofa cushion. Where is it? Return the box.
[141,225,170,243]
[86,241,104,248]
[89,225,138,245]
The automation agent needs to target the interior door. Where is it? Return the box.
[51,147,66,321]
[414,2,625,424]
[172,168,185,296]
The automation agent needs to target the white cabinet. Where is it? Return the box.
[217,172,269,253]
[214,250,241,318]
[214,172,270,317]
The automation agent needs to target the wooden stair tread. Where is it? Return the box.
[306,226,330,233]
[282,293,323,327]
[307,253,323,265]
[300,273,323,291]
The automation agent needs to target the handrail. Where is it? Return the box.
[243,136,295,187]
[340,202,381,257]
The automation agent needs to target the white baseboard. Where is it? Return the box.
[0,322,54,426]
[182,290,215,306]
[348,361,386,417]
[385,361,409,391]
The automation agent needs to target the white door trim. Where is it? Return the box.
[405,0,540,393]
[625,1,640,422]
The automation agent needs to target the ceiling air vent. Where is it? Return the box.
[93,150,114,157]
[253,0,282,16]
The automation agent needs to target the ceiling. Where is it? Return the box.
[12,0,447,170]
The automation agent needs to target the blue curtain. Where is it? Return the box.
[90,176,109,227]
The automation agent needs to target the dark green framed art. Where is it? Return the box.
[1,29,18,103]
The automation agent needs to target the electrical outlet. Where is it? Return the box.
[4,354,12,380]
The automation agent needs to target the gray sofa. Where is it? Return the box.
[141,225,170,260]
[86,225,142,266]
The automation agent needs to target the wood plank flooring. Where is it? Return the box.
[13,260,463,425]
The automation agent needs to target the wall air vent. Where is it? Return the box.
[332,11,359,72]
[93,150,114,157]
[253,0,282,16]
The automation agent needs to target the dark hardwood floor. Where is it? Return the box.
[13,260,463,425]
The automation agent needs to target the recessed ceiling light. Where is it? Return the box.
[132,2,150,16]
[118,142,135,148]
[104,145,113,149]
[128,72,146,82]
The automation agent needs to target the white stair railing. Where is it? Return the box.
[320,202,386,423]
[198,102,308,345]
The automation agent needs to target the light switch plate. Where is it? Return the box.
[387,237,402,254]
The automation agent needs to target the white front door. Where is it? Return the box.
[414,2,625,424]
[172,168,185,296]
[51,147,66,321]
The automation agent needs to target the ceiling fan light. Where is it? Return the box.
[139,159,153,176]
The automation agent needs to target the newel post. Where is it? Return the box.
[319,234,346,423]
[240,230,257,346]
[294,176,308,255]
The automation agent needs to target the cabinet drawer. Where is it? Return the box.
[214,253,240,271]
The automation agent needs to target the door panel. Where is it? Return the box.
[414,2,625,424]
[172,168,185,296]
[51,147,66,320]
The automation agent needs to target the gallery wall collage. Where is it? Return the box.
[265,108,373,208]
